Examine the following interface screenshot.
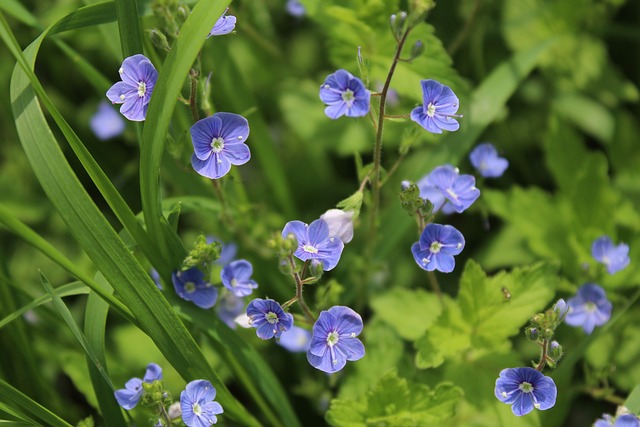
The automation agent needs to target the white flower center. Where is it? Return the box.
[426,102,437,117]
[303,244,318,254]
[266,311,278,324]
[184,281,196,293]
[341,89,355,106]
[137,81,146,97]
[230,278,239,288]
[192,402,202,416]
[326,331,339,347]
[446,188,459,201]
[210,137,225,153]
[430,241,442,254]
[519,381,534,393]
[585,302,597,312]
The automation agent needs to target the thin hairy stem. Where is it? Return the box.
[288,256,316,322]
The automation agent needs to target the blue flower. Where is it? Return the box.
[410,79,461,134]
[150,268,163,290]
[282,219,345,271]
[427,165,480,213]
[191,112,251,180]
[90,101,125,140]
[215,291,245,328]
[495,367,557,416]
[307,306,365,373]
[319,69,371,119]
[180,380,223,427]
[416,165,462,215]
[221,260,258,297]
[172,268,218,309]
[469,143,509,178]
[114,363,162,410]
[246,298,294,340]
[595,413,640,427]
[106,54,158,122]
[553,299,569,320]
[592,236,630,275]
[286,0,306,17]
[206,236,237,266]
[411,223,465,273]
[278,325,312,352]
[565,283,612,334]
[208,8,236,37]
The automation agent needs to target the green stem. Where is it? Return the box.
[189,68,200,122]
[288,256,315,322]
[536,339,548,372]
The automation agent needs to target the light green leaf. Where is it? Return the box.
[371,288,442,341]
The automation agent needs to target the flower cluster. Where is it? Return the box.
[114,364,223,426]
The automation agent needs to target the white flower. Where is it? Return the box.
[320,209,354,244]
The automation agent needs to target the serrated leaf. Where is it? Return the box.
[371,288,442,340]
[458,261,557,349]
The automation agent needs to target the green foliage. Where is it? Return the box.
[327,371,463,427]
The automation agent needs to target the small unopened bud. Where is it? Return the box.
[526,327,539,341]
[320,209,354,244]
[389,11,408,39]
[309,259,324,280]
[549,340,563,360]
[410,40,424,60]
[148,29,170,52]
[176,4,191,25]
[278,259,294,276]
[401,180,411,191]
[553,298,569,321]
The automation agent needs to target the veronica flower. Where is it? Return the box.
[320,209,354,244]
[286,0,306,17]
[180,380,223,426]
[208,8,236,37]
[114,363,162,410]
[319,69,370,119]
[564,283,612,334]
[221,260,258,297]
[246,298,294,340]
[494,367,557,416]
[172,268,218,309]
[282,219,344,271]
[106,54,158,121]
[595,413,640,427]
[307,306,365,373]
[215,291,246,328]
[278,325,312,352]
[411,223,465,273]
[416,165,460,215]
[469,143,509,178]
[411,79,461,134]
[592,236,630,275]
[427,165,480,213]
[90,101,125,140]
[190,112,251,180]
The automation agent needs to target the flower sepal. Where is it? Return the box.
[182,235,222,272]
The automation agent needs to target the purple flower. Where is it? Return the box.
[208,8,236,37]
[278,325,312,352]
[150,268,163,290]
[410,79,461,134]
[106,54,158,122]
[469,143,509,178]
[282,219,345,271]
[307,306,365,373]
[494,367,557,416]
[90,101,125,140]
[592,236,630,275]
[246,298,294,340]
[411,223,465,273]
[172,268,218,309]
[190,113,251,180]
[565,283,612,334]
[416,166,460,215]
[319,69,371,119]
[286,0,306,17]
[215,291,245,328]
[114,363,162,410]
[595,413,640,427]
[180,380,223,426]
[221,260,258,297]
[427,165,480,213]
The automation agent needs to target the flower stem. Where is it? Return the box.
[369,29,411,240]
[188,68,200,123]
[536,339,548,371]
[288,256,316,322]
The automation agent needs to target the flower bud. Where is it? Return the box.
[526,327,539,341]
[401,180,411,191]
[389,11,408,39]
[308,259,325,282]
[176,4,191,25]
[410,40,424,60]
[553,298,569,321]
[320,209,354,244]
[278,258,294,276]
[549,340,563,360]
[148,29,171,52]
[168,401,182,419]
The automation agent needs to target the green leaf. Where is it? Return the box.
[327,371,463,427]
[371,288,442,341]
[0,379,72,427]
[457,261,557,349]
[624,385,640,415]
